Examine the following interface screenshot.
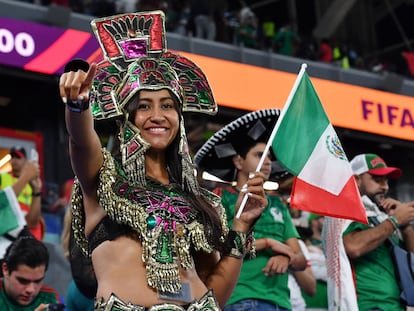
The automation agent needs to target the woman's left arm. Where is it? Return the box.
[202,172,267,308]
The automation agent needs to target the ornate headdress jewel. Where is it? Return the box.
[91,11,166,70]
[89,11,217,119]
[90,11,168,120]
[162,51,217,115]
[116,58,184,112]
[89,60,124,120]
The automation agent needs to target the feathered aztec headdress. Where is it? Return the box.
[89,11,217,192]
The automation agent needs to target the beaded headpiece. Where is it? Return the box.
[89,11,217,189]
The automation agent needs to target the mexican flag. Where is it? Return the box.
[0,187,25,235]
[271,64,367,224]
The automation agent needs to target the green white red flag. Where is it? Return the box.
[0,187,27,257]
[270,64,367,223]
[0,187,21,235]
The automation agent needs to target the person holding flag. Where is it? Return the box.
[250,63,367,309]
[342,153,414,311]
[194,108,307,311]
[0,158,40,257]
[0,147,44,241]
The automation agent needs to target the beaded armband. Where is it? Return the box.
[224,229,256,259]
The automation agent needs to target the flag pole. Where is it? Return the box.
[236,63,308,219]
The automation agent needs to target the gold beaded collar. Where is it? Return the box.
[71,149,227,293]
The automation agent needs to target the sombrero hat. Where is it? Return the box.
[194,108,287,182]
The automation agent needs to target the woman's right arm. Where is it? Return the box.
[59,62,103,195]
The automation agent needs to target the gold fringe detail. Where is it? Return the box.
[119,120,150,186]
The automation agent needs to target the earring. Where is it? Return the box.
[178,117,199,195]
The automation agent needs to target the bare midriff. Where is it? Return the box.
[91,236,209,307]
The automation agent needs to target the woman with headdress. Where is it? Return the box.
[58,11,267,311]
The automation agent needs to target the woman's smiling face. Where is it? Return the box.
[133,89,179,153]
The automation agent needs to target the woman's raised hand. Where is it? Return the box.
[59,61,97,104]
[233,172,268,232]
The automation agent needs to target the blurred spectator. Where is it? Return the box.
[261,15,276,51]
[331,39,351,68]
[318,38,333,63]
[235,6,258,48]
[272,24,300,56]
[0,147,44,241]
[0,161,40,257]
[339,43,351,69]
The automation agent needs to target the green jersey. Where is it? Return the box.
[214,186,299,309]
[0,278,60,311]
[343,221,405,311]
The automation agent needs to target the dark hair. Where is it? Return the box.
[167,131,224,248]
[10,146,27,159]
[121,90,224,249]
[238,137,275,160]
[238,138,262,159]
[4,237,49,273]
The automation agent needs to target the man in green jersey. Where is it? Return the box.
[1,236,61,310]
[343,153,414,311]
